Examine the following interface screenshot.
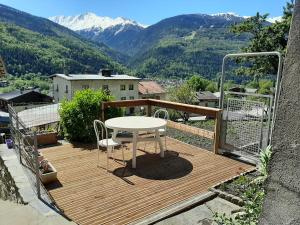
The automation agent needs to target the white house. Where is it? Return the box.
[51,71,140,103]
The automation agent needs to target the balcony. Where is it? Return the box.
[39,99,254,225]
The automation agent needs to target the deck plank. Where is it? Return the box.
[42,137,254,225]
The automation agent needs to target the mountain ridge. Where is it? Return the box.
[0,4,127,76]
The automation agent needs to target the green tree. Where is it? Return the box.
[186,75,210,92]
[168,84,196,121]
[231,1,294,76]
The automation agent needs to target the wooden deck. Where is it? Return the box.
[42,138,254,225]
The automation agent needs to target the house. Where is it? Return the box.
[51,70,140,102]
[245,88,258,94]
[138,81,166,100]
[196,91,219,108]
[229,86,245,93]
[0,80,9,87]
[0,89,53,111]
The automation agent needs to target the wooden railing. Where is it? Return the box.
[101,99,222,154]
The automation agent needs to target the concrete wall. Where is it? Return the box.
[259,1,300,224]
[53,76,72,102]
[0,156,23,203]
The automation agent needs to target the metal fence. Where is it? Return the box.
[8,105,41,196]
[8,104,58,206]
[221,92,273,158]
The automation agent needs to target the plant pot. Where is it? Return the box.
[39,162,57,184]
[36,132,58,146]
[38,152,44,162]
[24,132,58,146]
[6,139,13,149]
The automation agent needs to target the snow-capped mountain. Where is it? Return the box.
[210,12,247,21]
[49,12,146,31]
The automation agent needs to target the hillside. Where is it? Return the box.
[0,4,127,76]
[52,12,250,79]
[130,28,248,79]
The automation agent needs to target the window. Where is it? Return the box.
[102,85,109,90]
[82,85,89,89]
[121,97,126,100]
[129,96,134,100]
[65,85,68,93]
[120,85,126,91]
[129,84,134,90]
[56,84,59,92]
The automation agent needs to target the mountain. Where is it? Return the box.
[49,13,146,55]
[49,12,146,31]
[127,13,250,79]
[0,4,127,76]
[51,12,250,79]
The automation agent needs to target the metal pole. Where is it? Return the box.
[34,131,41,198]
[270,54,283,142]
[266,95,274,145]
[15,114,22,164]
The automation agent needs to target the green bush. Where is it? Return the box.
[59,89,122,142]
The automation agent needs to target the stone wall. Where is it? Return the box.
[0,156,23,203]
[259,1,300,224]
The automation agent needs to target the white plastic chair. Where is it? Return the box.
[93,120,124,171]
[144,109,169,153]
[153,109,169,152]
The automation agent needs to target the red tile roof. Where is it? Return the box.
[138,81,165,95]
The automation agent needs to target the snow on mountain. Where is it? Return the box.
[267,16,282,23]
[210,12,244,21]
[49,12,147,31]
[211,12,282,24]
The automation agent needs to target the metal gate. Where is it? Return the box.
[219,52,283,160]
[222,92,273,157]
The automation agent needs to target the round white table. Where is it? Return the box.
[105,116,167,168]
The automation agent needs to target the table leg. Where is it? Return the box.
[112,129,118,140]
[132,131,138,169]
[155,129,164,158]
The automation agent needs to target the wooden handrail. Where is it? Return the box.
[101,99,222,154]
[103,99,150,108]
[103,99,222,118]
[148,99,221,118]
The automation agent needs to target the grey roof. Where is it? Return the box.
[18,103,60,128]
[197,91,219,101]
[52,74,140,81]
[0,89,37,101]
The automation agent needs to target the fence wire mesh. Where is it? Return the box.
[224,98,265,156]
[8,104,58,207]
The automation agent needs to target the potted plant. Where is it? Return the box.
[36,128,58,146]
[39,159,57,184]
[6,139,13,149]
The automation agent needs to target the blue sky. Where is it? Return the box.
[0,0,288,25]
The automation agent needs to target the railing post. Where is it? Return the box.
[101,102,105,121]
[33,131,41,198]
[147,103,152,117]
[15,114,22,163]
[213,111,221,154]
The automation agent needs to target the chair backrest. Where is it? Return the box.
[93,120,108,145]
[154,109,169,120]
